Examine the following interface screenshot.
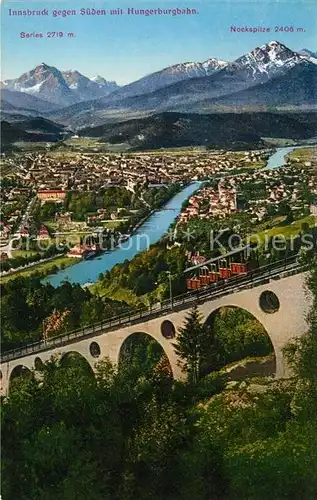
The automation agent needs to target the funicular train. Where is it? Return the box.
[185,245,258,291]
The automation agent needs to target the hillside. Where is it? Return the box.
[191,62,317,111]
[14,117,67,135]
[78,112,317,150]
[1,118,67,146]
[1,88,59,113]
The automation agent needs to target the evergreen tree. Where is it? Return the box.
[173,305,216,384]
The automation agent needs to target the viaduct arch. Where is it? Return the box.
[1,271,311,395]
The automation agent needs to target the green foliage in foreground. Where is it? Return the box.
[2,261,317,499]
[2,337,317,500]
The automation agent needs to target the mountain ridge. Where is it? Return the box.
[78,111,317,150]
[3,63,120,107]
[2,41,317,127]
[44,41,317,127]
[106,57,228,100]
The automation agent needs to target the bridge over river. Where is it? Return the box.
[0,256,311,394]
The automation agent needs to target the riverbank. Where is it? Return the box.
[265,144,317,170]
[0,255,78,284]
[44,182,201,287]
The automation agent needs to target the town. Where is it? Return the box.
[1,148,271,193]
[177,152,317,224]
[0,148,270,252]
[1,147,316,275]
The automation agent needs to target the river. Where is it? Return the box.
[45,182,201,287]
[45,144,316,287]
[266,144,316,169]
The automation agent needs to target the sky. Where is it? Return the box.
[1,0,316,84]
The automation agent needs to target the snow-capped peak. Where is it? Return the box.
[91,75,104,82]
[230,40,305,81]
[3,64,120,106]
[90,75,118,87]
[160,58,229,78]
[298,48,317,65]
[202,58,228,73]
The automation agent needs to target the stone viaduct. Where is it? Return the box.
[0,270,311,395]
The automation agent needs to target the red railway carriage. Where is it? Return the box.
[230,262,248,275]
[198,265,210,286]
[209,272,219,282]
[199,275,210,286]
[218,258,231,279]
[219,267,231,279]
[208,264,219,282]
[184,244,256,291]
[186,278,201,290]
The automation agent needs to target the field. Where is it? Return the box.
[46,137,108,157]
[102,220,126,229]
[11,250,39,258]
[288,147,317,162]
[132,146,207,155]
[263,138,317,148]
[12,142,50,152]
[50,143,212,156]
[63,137,103,148]
[262,137,299,147]
[250,215,316,244]
[43,219,94,245]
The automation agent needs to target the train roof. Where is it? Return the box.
[184,244,252,273]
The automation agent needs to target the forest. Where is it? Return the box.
[0,277,130,351]
[2,260,317,499]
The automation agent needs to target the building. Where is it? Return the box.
[0,252,9,262]
[37,225,50,239]
[310,200,317,217]
[67,244,98,260]
[55,212,72,224]
[37,190,66,202]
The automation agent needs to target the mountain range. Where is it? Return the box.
[0,57,229,117]
[0,57,229,111]
[87,41,316,118]
[107,58,228,100]
[1,41,317,133]
[1,63,119,107]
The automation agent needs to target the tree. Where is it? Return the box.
[212,307,273,367]
[283,257,317,421]
[173,305,216,384]
[43,309,71,339]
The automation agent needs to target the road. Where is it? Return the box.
[14,195,37,237]
[2,196,38,258]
